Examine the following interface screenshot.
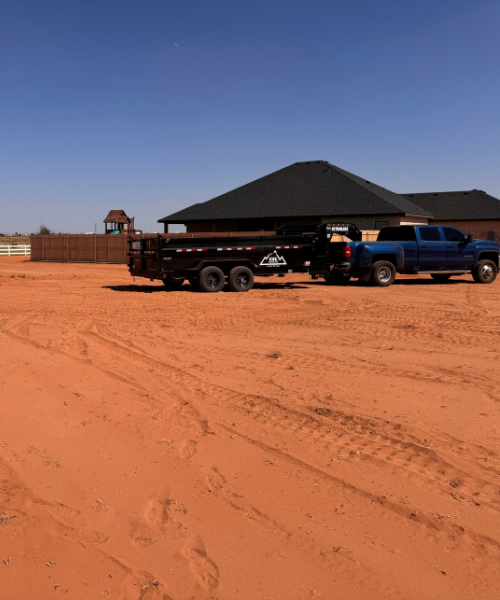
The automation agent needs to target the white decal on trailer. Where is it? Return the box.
[260,251,287,267]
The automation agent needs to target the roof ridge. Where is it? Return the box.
[404,190,476,195]
[327,163,432,217]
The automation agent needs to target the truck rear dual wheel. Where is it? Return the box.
[228,266,254,292]
[472,260,497,284]
[370,261,396,287]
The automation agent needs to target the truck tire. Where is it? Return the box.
[431,274,452,282]
[197,266,225,293]
[228,266,254,292]
[370,261,396,287]
[472,260,497,284]
[162,278,185,290]
[326,270,352,285]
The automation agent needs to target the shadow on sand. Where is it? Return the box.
[102,284,180,293]
[307,277,474,288]
[392,277,474,286]
[104,280,310,293]
[252,281,308,291]
[104,276,475,293]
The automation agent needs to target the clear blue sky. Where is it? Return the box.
[1,0,499,233]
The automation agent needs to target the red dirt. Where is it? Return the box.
[1,256,499,600]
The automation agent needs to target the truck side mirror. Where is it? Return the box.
[466,233,474,243]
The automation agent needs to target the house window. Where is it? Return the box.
[375,221,389,230]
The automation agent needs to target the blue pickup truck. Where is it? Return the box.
[328,225,499,287]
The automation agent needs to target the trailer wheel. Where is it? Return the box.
[326,270,351,285]
[472,260,497,284]
[431,274,451,282]
[162,278,185,290]
[198,266,225,293]
[369,261,396,287]
[228,266,254,292]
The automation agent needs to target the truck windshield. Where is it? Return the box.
[377,227,417,242]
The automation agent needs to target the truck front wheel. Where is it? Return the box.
[228,266,254,292]
[370,261,396,287]
[472,260,497,284]
[198,266,225,293]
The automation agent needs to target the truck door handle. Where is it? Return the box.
[447,245,453,248]
[421,245,427,248]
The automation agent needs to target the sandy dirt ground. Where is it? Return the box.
[0,257,499,600]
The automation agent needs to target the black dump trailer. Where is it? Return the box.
[128,223,361,293]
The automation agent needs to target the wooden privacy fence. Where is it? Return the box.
[30,235,128,264]
[30,230,380,264]
[0,245,31,256]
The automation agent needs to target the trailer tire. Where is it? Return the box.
[162,278,185,290]
[326,270,351,285]
[370,261,396,287]
[228,266,254,292]
[197,266,225,293]
[431,274,452,282]
[472,260,497,284]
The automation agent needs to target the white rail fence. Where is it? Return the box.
[0,245,31,256]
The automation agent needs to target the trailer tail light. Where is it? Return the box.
[343,246,352,258]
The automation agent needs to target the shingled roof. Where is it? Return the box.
[402,190,500,221]
[159,161,432,224]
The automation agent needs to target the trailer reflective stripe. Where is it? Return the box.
[174,246,288,252]
[216,247,257,251]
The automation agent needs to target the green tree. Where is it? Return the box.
[38,223,52,235]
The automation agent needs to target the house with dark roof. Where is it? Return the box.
[402,190,500,241]
[158,160,500,242]
[159,161,432,233]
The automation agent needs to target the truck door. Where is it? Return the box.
[416,227,446,270]
[442,227,475,269]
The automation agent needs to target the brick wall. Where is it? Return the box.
[433,221,500,242]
